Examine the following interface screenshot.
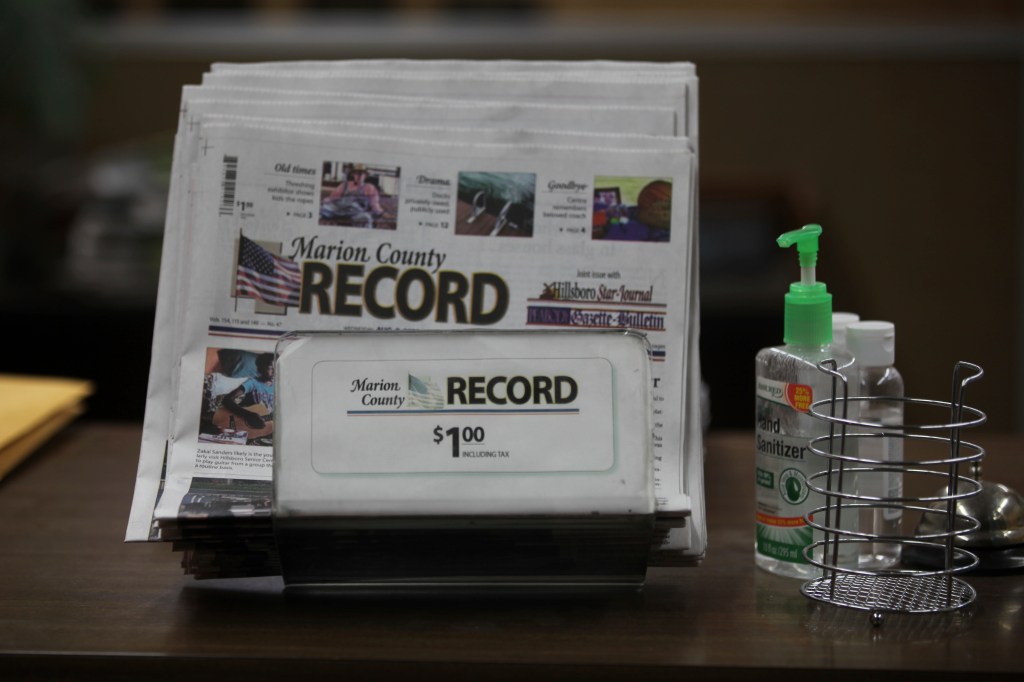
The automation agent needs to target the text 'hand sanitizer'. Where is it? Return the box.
[754,224,858,578]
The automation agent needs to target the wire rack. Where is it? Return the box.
[800,361,986,622]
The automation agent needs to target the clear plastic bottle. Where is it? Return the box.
[831,312,859,353]
[846,321,904,569]
[755,225,858,578]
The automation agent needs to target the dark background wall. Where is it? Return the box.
[1,1,1020,434]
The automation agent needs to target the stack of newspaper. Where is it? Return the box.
[125,60,705,581]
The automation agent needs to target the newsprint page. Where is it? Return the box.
[126,61,706,574]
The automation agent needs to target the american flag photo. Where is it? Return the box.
[235,234,301,308]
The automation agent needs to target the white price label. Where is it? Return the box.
[310,358,615,475]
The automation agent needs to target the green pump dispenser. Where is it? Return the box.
[777,224,832,347]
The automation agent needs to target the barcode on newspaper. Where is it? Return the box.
[219,155,238,216]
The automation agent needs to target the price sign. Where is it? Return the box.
[308,357,616,475]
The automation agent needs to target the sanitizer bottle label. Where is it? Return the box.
[754,378,820,564]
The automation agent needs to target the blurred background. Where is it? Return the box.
[0,0,1020,432]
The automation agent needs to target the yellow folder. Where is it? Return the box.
[0,374,94,482]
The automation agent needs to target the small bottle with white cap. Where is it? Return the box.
[831,312,859,354]
[846,320,904,569]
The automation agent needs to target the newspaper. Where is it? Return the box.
[137,90,679,515]
[126,60,705,570]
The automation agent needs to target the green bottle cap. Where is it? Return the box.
[777,224,832,347]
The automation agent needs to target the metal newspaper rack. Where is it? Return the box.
[801,361,986,621]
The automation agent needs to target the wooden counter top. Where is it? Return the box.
[1,424,1021,680]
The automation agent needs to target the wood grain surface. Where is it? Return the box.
[1,424,1021,680]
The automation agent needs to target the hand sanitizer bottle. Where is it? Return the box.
[846,321,904,569]
[755,224,857,578]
